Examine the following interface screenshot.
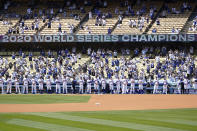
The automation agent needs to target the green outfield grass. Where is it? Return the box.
[0,95,90,104]
[0,108,197,131]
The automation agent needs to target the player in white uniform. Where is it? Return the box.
[23,77,29,94]
[184,78,189,94]
[122,78,128,94]
[38,77,44,94]
[130,77,135,94]
[46,77,52,94]
[6,76,12,94]
[163,78,168,94]
[31,77,37,94]
[0,76,5,94]
[62,76,68,94]
[101,78,106,94]
[176,78,181,94]
[109,78,114,94]
[138,78,144,94]
[55,77,61,94]
[14,78,20,94]
[78,77,84,94]
[87,78,92,94]
[153,78,159,94]
[94,78,99,94]
[115,78,121,94]
[193,77,197,93]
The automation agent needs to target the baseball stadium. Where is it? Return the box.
[0,0,197,130]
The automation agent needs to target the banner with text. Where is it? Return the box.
[0,34,196,43]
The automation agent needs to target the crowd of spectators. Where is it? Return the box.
[0,46,197,94]
[152,2,192,34]
[0,0,196,35]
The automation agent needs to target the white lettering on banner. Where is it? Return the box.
[166,34,169,41]
[0,34,195,42]
[67,35,74,42]
[139,35,147,41]
[10,36,17,42]
[188,34,195,41]
[85,35,92,42]
[122,35,129,42]
[2,35,9,42]
[148,35,157,41]
[130,35,139,41]
[179,34,186,41]
[53,35,60,42]
[169,35,178,41]
[100,35,104,42]
[34,35,44,42]
[92,35,100,42]
[45,35,53,42]
[17,36,23,42]
[158,35,165,41]
[61,35,67,42]
[104,35,111,42]
[77,35,84,42]
[24,36,31,42]
[111,35,119,42]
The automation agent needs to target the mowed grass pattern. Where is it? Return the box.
[0,95,90,104]
[0,109,197,131]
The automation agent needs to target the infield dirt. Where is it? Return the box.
[0,94,197,112]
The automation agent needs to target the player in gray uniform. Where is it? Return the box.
[163,78,168,94]
[6,76,12,94]
[0,76,5,94]
[184,78,190,94]
[193,77,197,93]
[78,77,84,94]
[38,77,44,94]
[23,77,29,94]
[14,77,20,94]
[109,78,114,94]
[138,78,144,94]
[62,76,68,94]
[176,78,181,94]
[87,77,92,94]
[101,78,106,94]
[31,77,37,94]
[130,77,135,94]
[55,76,61,94]
[115,78,121,94]
[94,78,99,94]
[122,77,128,94]
[45,77,52,94]
[153,78,159,94]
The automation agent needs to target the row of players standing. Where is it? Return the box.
[0,76,197,94]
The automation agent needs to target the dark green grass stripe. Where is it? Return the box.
[0,122,46,131]
[60,109,197,131]
[7,119,93,131]
[0,95,90,104]
[25,112,186,131]
[68,109,197,120]
[0,113,136,131]
[128,117,197,126]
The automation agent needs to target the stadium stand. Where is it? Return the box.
[0,18,19,35]
[148,1,196,34]
[182,6,197,34]
[1,0,197,35]
[0,0,197,95]
[0,45,197,95]
[112,1,163,34]
[76,2,122,35]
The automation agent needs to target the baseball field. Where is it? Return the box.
[0,94,197,131]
